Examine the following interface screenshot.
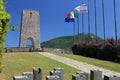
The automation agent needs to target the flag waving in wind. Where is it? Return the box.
[65,11,78,22]
[65,12,74,22]
[74,4,88,12]
[67,12,71,19]
[74,11,78,18]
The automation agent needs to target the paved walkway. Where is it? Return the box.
[38,52,120,76]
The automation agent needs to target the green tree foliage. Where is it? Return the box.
[9,25,18,31]
[0,0,10,72]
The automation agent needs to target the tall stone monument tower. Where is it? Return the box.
[19,10,41,50]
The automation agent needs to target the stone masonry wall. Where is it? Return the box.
[43,48,73,54]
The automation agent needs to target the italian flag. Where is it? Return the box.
[70,11,78,18]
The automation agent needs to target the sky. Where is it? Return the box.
[4,0,120,47]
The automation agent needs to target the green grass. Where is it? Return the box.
[54,53,120,73]
[0,52,78,80]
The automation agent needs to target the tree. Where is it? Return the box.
[9,25,18,31]
[0,0,10,72]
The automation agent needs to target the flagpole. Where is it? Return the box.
[102,0,106,44]
[94,0,98,43]
[82,12,84,41]
[113,0,118,43]
[88,0,91,39]
[81,0,84,41]
[73,19,76,43]
[77,14,80,41]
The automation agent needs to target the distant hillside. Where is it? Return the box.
[41,33,102,50]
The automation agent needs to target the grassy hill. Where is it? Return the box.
[41,33,102,50]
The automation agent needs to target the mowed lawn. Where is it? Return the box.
[55,53,120,73]
[0,52,78,80]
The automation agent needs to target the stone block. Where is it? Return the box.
[76,71,88,80]
[33,67,42,80]
[50,70,62,80]
[22,72,33,80]
[104,75,120,80]
[13,76,28,80]
[54,67,64,80]
[90,70,102,80]
[72,74,86,80]
[46,75,60,80]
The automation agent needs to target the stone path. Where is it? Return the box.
[38,52,120,76]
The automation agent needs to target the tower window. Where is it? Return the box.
[30,12,32,18]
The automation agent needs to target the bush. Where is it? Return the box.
[71,38,119,62]
[103,38,117,61]
[71,42,79,55]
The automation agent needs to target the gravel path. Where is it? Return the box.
[38,52,120,76]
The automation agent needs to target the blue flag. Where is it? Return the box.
[65,17,74,22]
[65,18,69,22]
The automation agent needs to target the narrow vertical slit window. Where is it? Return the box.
[30,12,32,18]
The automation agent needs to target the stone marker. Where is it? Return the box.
[13,76,28,80]
[54,68,64,74]
[54,67,64,80]
[33,67,42,80]
[72,74,86,80]
[46,75,60,80]
[22,72,33,80]
[76,71,88,80]
[50,70,62,80]
[90,70,102,80]
[13,67,120,80]
[104,75,120,80]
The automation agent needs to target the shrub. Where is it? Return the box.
[71,42,79,55]
[71,38,119,62]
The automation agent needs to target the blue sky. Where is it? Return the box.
[4,0,120,47]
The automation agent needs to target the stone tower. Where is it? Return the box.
[19,10,41,50]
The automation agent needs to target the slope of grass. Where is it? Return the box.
[0,52,78,80]
[54,53,120,73]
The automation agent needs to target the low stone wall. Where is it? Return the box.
[13,67,120,80]
[43,48,73,54]
[5,47,42,53]
[4,47,71,53]
[4,47,30,53]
